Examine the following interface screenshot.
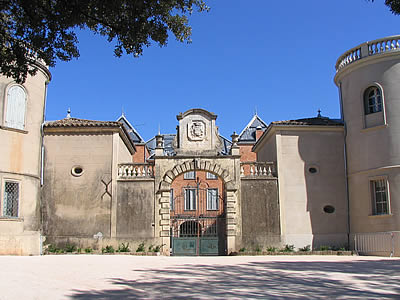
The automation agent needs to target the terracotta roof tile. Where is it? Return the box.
[44,118,122,128]
[270,117,343,127]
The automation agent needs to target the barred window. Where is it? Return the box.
[3,181,19,217]
[207,188,218,210]
[206,172,218,180]
[364,86,382,115]
[184,171,195,180]
[371,179,389,215]
[5,85,26,130]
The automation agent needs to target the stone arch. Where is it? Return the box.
[158,159,234,191]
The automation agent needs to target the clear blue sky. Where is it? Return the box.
[45,0,400,141]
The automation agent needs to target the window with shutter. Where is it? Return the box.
[5,85,26,130]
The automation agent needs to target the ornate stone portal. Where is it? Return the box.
[154,109,242,255]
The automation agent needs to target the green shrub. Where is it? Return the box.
[319,245,331,251]
[282,244,295,252]
[266,246,277,252]
[298,245,311,252]
[255,245,262,252]
[153,244,165,252]
[65,244,77,253]
[84,247,93,253]
[148,245,154,252]
[47,244,58,253]
[239,247,246,252]
[117,243,130,253]
[102,245,115,253]
[136,242,145,252]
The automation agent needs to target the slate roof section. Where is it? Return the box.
[116,114,145,144]
[146,134,177,157]
[270,117,343,127]
[44,117,122,128]
[146,134,232,157]
[238,114,268,144]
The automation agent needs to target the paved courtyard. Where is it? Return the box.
[0,255,399,299]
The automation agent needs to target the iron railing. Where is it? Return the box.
[354,231,400,257]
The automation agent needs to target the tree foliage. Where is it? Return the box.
[370,0,400,14]
[0,0,209,83]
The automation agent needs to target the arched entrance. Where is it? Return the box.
[169,170,226,255]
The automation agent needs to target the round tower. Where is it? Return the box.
[0,56,51,255]
[335,36,400,239]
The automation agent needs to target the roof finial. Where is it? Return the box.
[254,106,258,116]
[158,123,160,135]
[121,107,125,117]
[317,109,321,118]
[66,108,71,118]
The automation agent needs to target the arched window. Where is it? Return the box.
[364,86,382,115]
[5,85,26,130]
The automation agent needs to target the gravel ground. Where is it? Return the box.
[0,255,399,299]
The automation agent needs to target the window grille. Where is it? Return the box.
[3,181,19,217]
[184,188,196,210]
[371,179,389,215]
[184,171,195,180]
[5,85,26,130]
[364,87,382,115]
[207,188,218,210]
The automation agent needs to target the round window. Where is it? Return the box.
[308,167,318,174]
[323,205,335,214]
[71,166,84,177]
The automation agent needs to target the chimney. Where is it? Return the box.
[255,126,264,141]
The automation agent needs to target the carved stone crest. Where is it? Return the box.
[188,120,205,141]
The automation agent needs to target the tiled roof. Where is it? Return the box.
[44,117,122,128]
[270,117,343,126]
[238,114,268,143]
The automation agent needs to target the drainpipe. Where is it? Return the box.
[339,81,351,250]
[39,80,49,255]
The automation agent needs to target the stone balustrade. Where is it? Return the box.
[336,35,400,72]
[118,163,154,179]
[240,162,276,177]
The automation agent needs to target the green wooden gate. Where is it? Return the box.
[170,187,226,256]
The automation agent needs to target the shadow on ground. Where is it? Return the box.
[69,259,400,299]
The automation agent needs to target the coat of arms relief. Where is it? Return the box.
[188,120,206,141]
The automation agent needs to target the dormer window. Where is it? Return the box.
[364,86,382,115]
[5,85,26,130]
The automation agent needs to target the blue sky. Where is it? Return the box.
[45,0,400,140]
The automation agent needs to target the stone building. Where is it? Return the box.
[1,35,400,256]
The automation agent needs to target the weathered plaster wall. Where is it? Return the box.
[42,133,113,241]
[276,129,348,249]
[240,178,280,249]
[0,66,50,255]
[117,180,155,240]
